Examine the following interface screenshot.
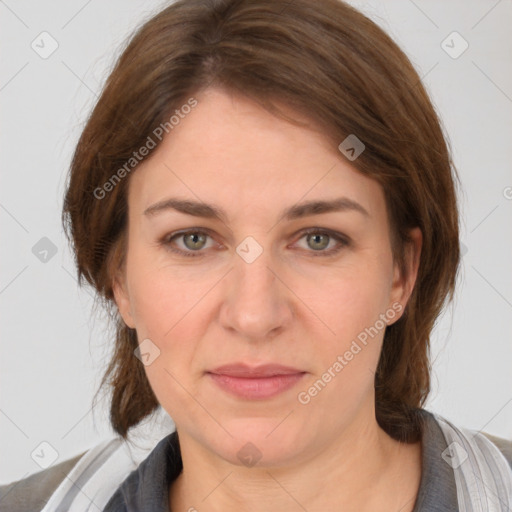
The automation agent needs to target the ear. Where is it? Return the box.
[112,272,136,329]
[388,227,422,321]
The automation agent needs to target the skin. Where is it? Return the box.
[113,87,423,512]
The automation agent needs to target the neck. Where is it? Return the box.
[168,405,422,511]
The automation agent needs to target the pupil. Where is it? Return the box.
[187,233,204,249]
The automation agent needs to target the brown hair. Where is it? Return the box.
[62,0,461,442]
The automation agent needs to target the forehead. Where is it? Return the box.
[128,88,385,221]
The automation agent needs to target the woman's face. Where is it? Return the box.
[114,87,421,467]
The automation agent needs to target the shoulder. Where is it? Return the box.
[0,452,86,512]
[481,431,512,469]
[0,430,175,512]
[420,408,512,467]
[425,408,512,469]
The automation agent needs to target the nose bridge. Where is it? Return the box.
[234,233,276,293]
[220,238,292,338]
[235,248,274,298]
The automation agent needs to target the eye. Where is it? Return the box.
[294,228,350,256]
[159,228,350,258]
[160,230,215,257]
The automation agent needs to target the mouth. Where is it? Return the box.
[208,363,305,377]
[206,363,306,400]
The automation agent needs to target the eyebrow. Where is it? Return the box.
[143,196,370,222]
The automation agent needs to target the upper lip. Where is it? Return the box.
[208,363,305,378]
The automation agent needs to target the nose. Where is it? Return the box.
[219,245,294,341]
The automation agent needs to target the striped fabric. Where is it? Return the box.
[40,437,153,512]
[40,409,175,512]
[433,413,512,511]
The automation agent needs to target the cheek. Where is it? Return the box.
[301,255,394,400]
[126,267,211,413]
[125,253,219,379]
[311,258,393,338]
[296,272,392,416]
[125,242,204,333]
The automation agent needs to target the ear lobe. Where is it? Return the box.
[389,227,423,318]
[112,274,136,329]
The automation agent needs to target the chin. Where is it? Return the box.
[206,419,306,469]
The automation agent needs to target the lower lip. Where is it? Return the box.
[207,372,306,400]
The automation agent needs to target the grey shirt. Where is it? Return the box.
[1,408,511,511]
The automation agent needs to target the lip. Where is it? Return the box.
[206,363,306,400]
[208,363,304,377]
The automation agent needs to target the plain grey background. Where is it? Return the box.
[1,0,511,484]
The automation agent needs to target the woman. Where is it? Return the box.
[1,0,511,510]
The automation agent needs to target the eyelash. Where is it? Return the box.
[159,228,351,258]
